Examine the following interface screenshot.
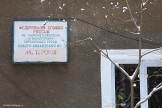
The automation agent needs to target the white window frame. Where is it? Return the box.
[101,49,162,108]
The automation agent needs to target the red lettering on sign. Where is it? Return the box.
[25,50,33,55]
[35,50,56,55]
[33,30,49,34]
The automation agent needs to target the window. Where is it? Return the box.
[147,67,162,107]
[101,49,162,108]
[115,64,140,108]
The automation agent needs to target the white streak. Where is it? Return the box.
[76,37,92,43]
[43,20,48,25]
[143,8,147,10]
[81,8,85,11]
[59,6,63,10]
[105,15,108,18]
[40,0,45,3]
[123,7,128,12]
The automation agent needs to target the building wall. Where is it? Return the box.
[0,0,162,108]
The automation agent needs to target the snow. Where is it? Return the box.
[137,26,141,31]
[122,7,128,12]
[76,37,92,42]
[89,37,93,40]
[133,83,137,87]
[59,6,63,10]
[143,8,147,10]
[142,0,149,6]
[142,2,147,6]
[105,15,108,18]
[40,0,45,3]
[115,5,119,8]
[81,8,85,11]
[74,18,76,21]
[43,20,48,25]
[125,29,140,35]
[93,50,97,52]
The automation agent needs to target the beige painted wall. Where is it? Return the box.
[0,0,162,108]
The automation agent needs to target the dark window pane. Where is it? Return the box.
[115,64,140,108]
[147,67,162,108]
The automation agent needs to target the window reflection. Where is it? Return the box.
[115,64,140,108]
[147,67,162,108]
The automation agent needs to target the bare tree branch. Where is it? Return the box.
[125,0,140,31]
[141,47,162,57]
[100,50,131,81]
[134,86,162,108]
[89,40,132,81]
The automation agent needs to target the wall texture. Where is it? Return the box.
[0,0,162,108]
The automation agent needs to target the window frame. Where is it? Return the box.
[101,49,162,108]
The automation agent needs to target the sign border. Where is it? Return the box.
[12,18,69,64]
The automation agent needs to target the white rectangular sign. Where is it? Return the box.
[13,20,68,63]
